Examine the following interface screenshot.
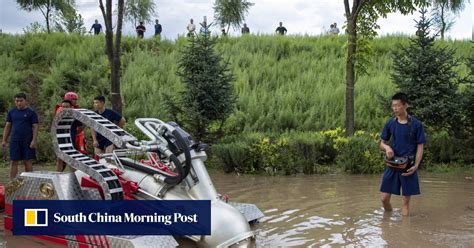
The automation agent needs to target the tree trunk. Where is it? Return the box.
[99,0,113,64]
[99,0,124,114]
[345,18,357,136]
[440,5,445,40]
[46,4,51,33]
[111,0,125,114]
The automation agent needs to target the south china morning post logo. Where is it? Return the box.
[24,209,48,227]
[13,200,211,235]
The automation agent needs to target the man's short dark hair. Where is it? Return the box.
[392,92,409,105]
[94,95,106,103]
[14,92,27,99]
[62,100,72,105]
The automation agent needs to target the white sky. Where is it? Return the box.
[0,0,472,40]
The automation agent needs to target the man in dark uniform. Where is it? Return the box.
[90,19,102,35]
[91,96,126,154]
[136,21,146,38]
[379,92,426,216]
[1,93,39,179]
[241,23,250,34]
[154,19,162,38]
[275,22,287,35]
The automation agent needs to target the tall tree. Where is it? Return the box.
[99,0,125,114]
[391,8,463,132]
[124,0,157,29]
[342,0,428,136]
[17,0,75,33]
[460,52,474,134]
[170,23,236,142]
[214,0,253,33]
[430,0,467,40]
[57,4,86,34]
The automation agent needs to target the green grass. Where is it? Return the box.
[0,33,472,172]
[0,33,471,133]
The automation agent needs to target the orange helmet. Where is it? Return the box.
[64,92,79,101]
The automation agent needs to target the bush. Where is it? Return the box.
[212,142,253,173]
[36,130,55,163]
[283,132,336,174]
[426,130,465,163]
[335,134,384,174]
[212,130,340,175]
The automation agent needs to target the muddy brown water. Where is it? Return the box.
[1,165,473,247]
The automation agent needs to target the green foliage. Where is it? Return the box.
[427,130,464,163]
[1,34,471,134]
[430,0,467,40]
[212,129,384,175]
[0,33,472,171]
[249,137,288,174]
[23,22,46,34]
[461,56,474,135]
[16,0,76,33]
[391,8,464,133]
[124,0,157,28]
[212,141,252,173]
[56,4,86,34]
[335,133,384,174]
[213,0,253,32]
[36,130,54,162]
[171,26,236,142]
[122,120,147,141]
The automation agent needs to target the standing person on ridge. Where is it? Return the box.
[89,19,102,35]
[136,21,146,38]
[241,23,250,34]
[275,22,287,35]
[154,19,162,38]
[187,18,196,37]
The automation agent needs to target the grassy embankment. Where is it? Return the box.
[0,33,472,174]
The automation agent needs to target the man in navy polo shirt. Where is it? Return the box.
[91,96,126,155]
[89,19,102,35]
[154,19,162,37]
[379,92,426,216]
[1,93,39,179]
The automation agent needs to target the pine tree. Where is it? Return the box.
[172,23,236,142]
[391,8,463,133]
[462,56,474,133]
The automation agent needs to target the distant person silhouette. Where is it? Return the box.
[187,18,196,37]
[136,21,146,38]
[275,22,287,35]
[329,22,340,35]
[90,19,102,35]
[241,23,250,34]
[154,19,162,37]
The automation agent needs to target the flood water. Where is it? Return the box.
[1,165,473,247]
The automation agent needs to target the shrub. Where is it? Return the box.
[336,134,384,174]
[212,142,253,173]
[36,130,55,163]
[427,130,465,163]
